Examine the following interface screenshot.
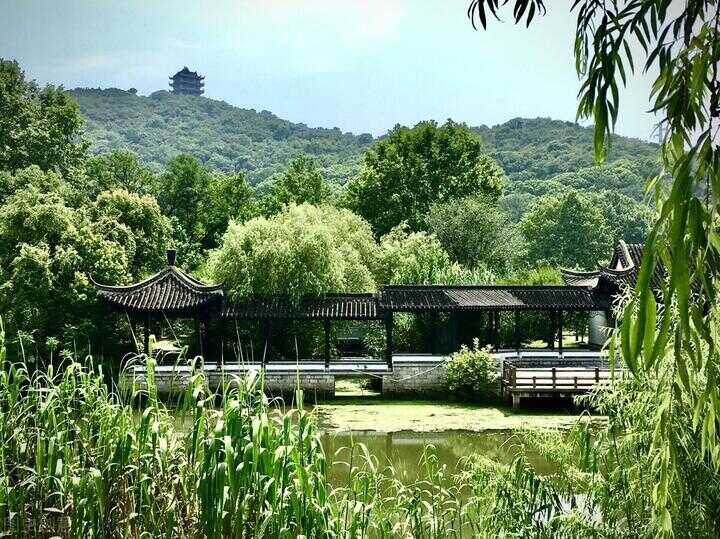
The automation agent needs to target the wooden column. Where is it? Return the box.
[324,319,331,370]
[451,311,460,352]
[514,310,521,350]
[558,310,564,353]
[260,320,270,368]
[194,318,203,359]
[202,318,211,365]
[385,314,393,369]
[430,311,438,355]
[493,311,500,350]
[143,314,150,356]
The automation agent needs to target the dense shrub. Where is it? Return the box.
[445,339,499,400]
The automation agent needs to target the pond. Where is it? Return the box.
[310,397,592,486]
[320,429,557,487]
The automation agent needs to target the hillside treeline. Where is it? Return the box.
[1,59,656,359]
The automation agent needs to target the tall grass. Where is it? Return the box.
[1,338,572,538]
[4,322,702,537]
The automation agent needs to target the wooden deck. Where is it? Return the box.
[499,350,619,409]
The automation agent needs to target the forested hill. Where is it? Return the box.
[71,88,372,184]
[72,88,660,189]
[475,117,659,184]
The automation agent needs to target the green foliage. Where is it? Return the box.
[156,155,255,261]
[500,264,563,286]
[260,155,330,215]
[476,118,660,188]
[91,189,173,276]
[428,195,522,271]
[84,149,156,196]
[345,120,505,235]
[374,225,457,285]
[0,176,131,356]
[520,190,612,269]
[468,3,720,536]
[211,204,377,300]
[445,339,499,400]
[72,87,370,184]
[0,59,88,175]
[592,190,653,246]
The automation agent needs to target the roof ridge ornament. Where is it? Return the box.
[167,249,176,267]
[617,240,635,271]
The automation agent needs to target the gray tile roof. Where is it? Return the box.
[222,294,381,320]
[379,285,607,311]
[93,266,223,316]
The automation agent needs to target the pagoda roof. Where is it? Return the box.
[561,240,667,292]
[171,66,204,79]
[92,250,222,316]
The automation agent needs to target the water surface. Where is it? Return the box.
[321,429,555,487]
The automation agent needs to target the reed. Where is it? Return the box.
[0,320,627,538]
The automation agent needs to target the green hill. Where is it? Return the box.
[72,89,660,194]
[475,117,660,185]
[72,88,372,184]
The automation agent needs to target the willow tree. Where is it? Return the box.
[468,0,719,534]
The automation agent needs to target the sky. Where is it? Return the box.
[2,0,659,141]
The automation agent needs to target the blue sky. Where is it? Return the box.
[2,0,658,140]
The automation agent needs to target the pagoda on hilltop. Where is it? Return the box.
[169,67,204,96]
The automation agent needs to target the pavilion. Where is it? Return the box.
[92,246,629,370]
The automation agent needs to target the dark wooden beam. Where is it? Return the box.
[514,310,521,350]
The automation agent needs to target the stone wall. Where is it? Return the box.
[128,367,335,400]
[382,357,448,396]
[263,373,335,400]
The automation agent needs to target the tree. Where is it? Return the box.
[0,180,130,357]
[427,196,522,272]
[203,171,256,247]
[375,225,458,285]
[155,155,255,258]
[344,120,505,235]
[155,155,211,246]
[499,192,536,223]
[592,191,653,246]
[211,204,377,300]
[0,59,87,175]
[91,189,174,276]
[520,190,611,269]
[261,156,330,215]
[84,150,156,196]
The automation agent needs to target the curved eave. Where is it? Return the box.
[90,267,222,294]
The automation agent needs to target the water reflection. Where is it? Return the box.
[321,430,555,487]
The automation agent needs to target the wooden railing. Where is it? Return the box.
[502,360,619,393]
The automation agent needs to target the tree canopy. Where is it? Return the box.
[427,196,521,272]
[520,190,611,269]
[345,120,505,235]
[260,156,331,216]
[211,204,377,300]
